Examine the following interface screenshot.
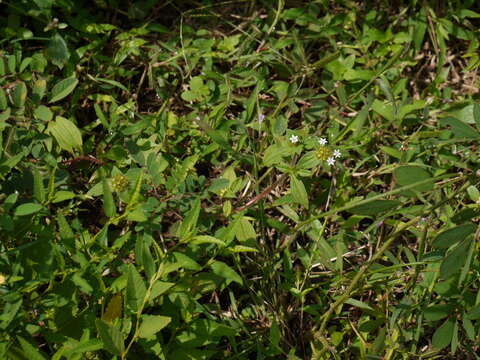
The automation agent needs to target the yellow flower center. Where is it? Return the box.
[316,146,333,161]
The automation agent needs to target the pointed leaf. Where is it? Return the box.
[138,315,171,338]
[210,261,243,285]
[95,319,124,356]
[14,203,43,216]
[290,175,309,208]
[440,238,473,279]
[126,265,146,313]
[46,33,70,69]
[432,223,476,249]
[47,116,82,154]
[349,200,401,216]
[49,77,78,103]
[432,318,455,350]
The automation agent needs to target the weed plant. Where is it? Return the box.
[0,0,480,359]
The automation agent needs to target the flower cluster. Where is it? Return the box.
[111,174,129,193]
[315,138,341,166]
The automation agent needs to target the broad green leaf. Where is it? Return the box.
[432,223,476,249]
[63,339,103,358]
[33,105,53,122]
[17,336,47,360]
[12,81,27,108]
[439,117,480,138]
[423,304,455,322]
[372,99,394,122]
[138,315,171,338]
[46,33,70,69]
[348,200,401,216]
[235,217,257,242]
[52,190,75,203]
[263,143,295,166]
[149,281,175,301]
[47,116,82,154]
[432,318,455,350]
[49,77,79,103]
[394,165,433,196]
[210,261,243,285]
[440,238,473,279]
[126,265,146,313]
[95,319,124,356]
[290,175,309,208]
[7,55,15,73]
[32,79,47,105]
[14,203,43,216]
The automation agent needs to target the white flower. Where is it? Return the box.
[319,138,327,145]
[289,135,299,144]
[333,149,341,158]
[258,114,265,123]
[327,157,335,166]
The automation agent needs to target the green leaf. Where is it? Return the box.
[178,197,201,240]
[235,217,257,242]
[52,190,75,203]
[0,88,7,110]
[190,235,226,246]
[372,99,394,122]
[431,223,476,249]
[423,304,455,322]
[290,175,309,208]
[14,203,43,216]
[126,265,146,313]
[474,103,480,129]
[32,79,47,105]
[210,261,243,285]
[49,77,78,103]
[12,81,27,108]
[394,165,433,196]
[465,305,480,320]
[33,105,53,122]
[440,238,473,279]
[348,199,401,216]
[17,336,47,360]
[95,319,124,356]
[439,117,480,139]
[46,33,70,69]
[149,281,175,301]
[47,116,83,154]
[432,318,455,350]
[33,167,45,203]
[126,169,144,210]
[138,315,171,338]
[102,177,116,218]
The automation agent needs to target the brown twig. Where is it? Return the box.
[234,173,287,213]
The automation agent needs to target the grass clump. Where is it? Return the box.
[0,1,480,359]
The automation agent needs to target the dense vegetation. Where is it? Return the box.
[1,0,480,359]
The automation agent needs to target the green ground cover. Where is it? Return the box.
[1,0,480,358]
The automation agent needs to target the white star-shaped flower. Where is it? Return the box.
[290,134,299,144]
[327,157,335,166]
[319,137,327,145]
[333,149,341,158]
